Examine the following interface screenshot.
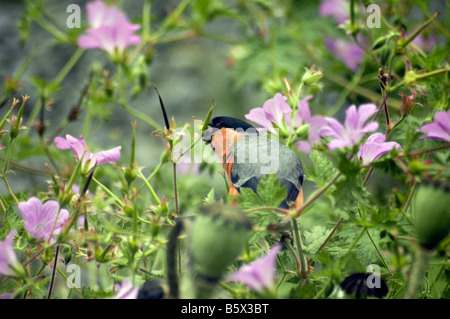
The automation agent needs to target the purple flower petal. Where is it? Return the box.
[87,0,129,29]
[55,135,121,173]
[285,95,313,128]
[356,104,378,129]
[227,243,281,292]
[114,279,139,299]
[19,197,70,243]
[0,231,20,277]
[325,37,365,71]
[357,133,402,165]
[263,93,291,125]
[419,110,450,142]
[319,0,348,24]
[78,1,141,55]
[322,117,346,139]
[245,108,273,130]
[295,140,312,154]
[308,115,328,143]
[245,93,291,134]
[92,146,122,166]
[54,135,86,161]
[321,104,379,152]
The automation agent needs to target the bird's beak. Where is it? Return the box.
[202,127,217,145]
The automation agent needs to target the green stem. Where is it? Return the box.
[120,102,160,130]
[406,246,432,299]
[2,140,19,205]
[26,48,84,130]
[92,176,125,207]
[415,68,450,81]
[291,219,308,276]
[365,228,389,270]
[399,12,439,49]
[54,48,85,85]
[56,266,82,296]
[47,245,60,299]
[136,167,161,205]
[294,172,341,218]
[346,228,365,255]
[35,16,69,43]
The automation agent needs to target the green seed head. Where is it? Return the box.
[413,179,450,250]
[188,203,252,280]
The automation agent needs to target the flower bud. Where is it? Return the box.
[123,203,135,218]
[150,217,161,237]
[413,180,450,250]
[295,123,310,139]
[124,167,138,185]
[41,246,55,264]
[404,70,418,87]
[301,65,323,87]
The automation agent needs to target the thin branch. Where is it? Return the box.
[294,172,342,218]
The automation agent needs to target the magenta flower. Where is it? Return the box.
[319,0,348,24]
[411,33,440,52]
[357,133,402,165]
[54,134,121,174]
[321,104,379,151]
[77,1,141,58]
[19,197,70,244]
[0,231,24,278]
[325,37,365,71]
[227,243,281,293]
[419,110,450,143]
[114,279,139,299]
[245,93,291,136]
[286,95,327,154]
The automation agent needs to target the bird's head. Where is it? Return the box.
[203,116,257,162]
[202,116,256,145]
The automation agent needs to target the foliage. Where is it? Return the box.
[0,0,448,300]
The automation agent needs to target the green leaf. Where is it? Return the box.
[82,286,113,299]
[289,281,316,299]
[330,177,369,210]
[337,154,360,178]
[238,174,287,209]
[237,174,287,243]
[305,149,337,188]
[204,187,215,204]
[303,225,348,259]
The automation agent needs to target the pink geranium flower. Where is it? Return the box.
[77,1,141,58]
[419,110,450,143]
[319,0,348,24]
[245,93,292,136]
[325,37,365,72]
[245,94,327,151]
[54,134,121,174]
[227,243,281,293]
[19,197,70,243]
[357,133,402,165]
[114,279,139,299]
[321,104,379,151]
[0,231,24,278]
[286,95,327,154]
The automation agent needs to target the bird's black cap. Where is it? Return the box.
[203,116,257,144]
[209,116,255,131]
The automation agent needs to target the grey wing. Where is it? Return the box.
[230,134,303,207]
